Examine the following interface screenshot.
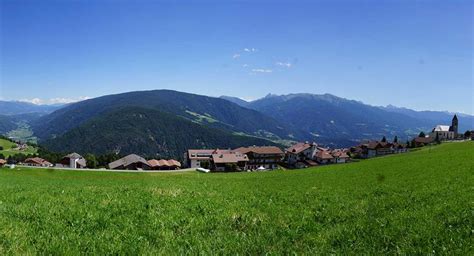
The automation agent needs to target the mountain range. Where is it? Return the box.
[0,90,472,159]
[221,94,474,146]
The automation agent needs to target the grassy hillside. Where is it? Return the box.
[0,142,472,254]
[0,138,37,157]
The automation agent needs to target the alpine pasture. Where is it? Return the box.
[0,142,472,254]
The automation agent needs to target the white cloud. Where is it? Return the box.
[251,68,272,73]
[276,62,292,68]
[20,96,91,105]
[243,48,258,52]
[242,64,249,68]
[232,53,241,59]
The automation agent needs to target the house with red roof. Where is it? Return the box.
[315,149,334,164]
[285,142,319,168]
[147,159,181,170]
[185,149,249,171]
[23,157,52,167]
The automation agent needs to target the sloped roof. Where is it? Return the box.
[285,142,315,154]
[168,159,181,167]
[235,146,284,155]
[108,154,149,169]
[316,150,334,160]
[212,152,248,164]
[188,149,215,160]
[331,150,349,158]
[148,159,182,167]
[414,137,434,144]
[64,152,83,159]
[25,157,51,165]
[433,125,451,132]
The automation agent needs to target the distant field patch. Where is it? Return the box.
[0,138,37,157]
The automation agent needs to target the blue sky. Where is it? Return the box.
[1,0,472,114]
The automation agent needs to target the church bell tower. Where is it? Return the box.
[451,114,458,136]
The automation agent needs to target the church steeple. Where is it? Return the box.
[451,114,458,135]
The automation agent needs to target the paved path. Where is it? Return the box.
[5,165,197,173]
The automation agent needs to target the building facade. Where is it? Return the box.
[235,146,284,170]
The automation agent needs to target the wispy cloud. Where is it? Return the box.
[242,64,249,68]
[232,53,241,59]
[20,96,91,105]
[243,48,258,52]
[251,68,272,73]
[275,61,292,68]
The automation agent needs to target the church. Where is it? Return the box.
[430,115,458,141]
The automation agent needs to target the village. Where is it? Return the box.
[0,115,472,172]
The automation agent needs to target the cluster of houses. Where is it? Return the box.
[184,143,352,172]
[350,140,408,159]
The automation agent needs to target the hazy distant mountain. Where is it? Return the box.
[219,96,250,107]
[0,101,63,115]
[379,105,474,131]
[0,112,43,134]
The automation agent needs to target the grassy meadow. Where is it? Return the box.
[0,142,472,254]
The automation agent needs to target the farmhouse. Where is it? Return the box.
[392,142,408,153]
[185,149,249,171]
[315,149,334,164]
[24,157,52,167]
[330,149,350,163]
[350,141,397,159]
[108,154,150,170]
[211,149,249,171]
[185,149,215,169]
[58,153,87,168]
[147,159,181,170]
[0,159,6,167]
[413,137,435,147]
[285,142,318,168]
[234,146,284,170]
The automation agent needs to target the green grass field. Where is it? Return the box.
[0,138,37,157]
[0,142,472,254]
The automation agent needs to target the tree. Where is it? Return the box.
[465,130,472,138]
[393,136,398,143]
[381,136,387,143]
[418,132,426,138]
[0,153,5,160]
[85,153,98,169]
